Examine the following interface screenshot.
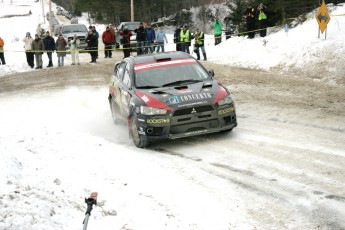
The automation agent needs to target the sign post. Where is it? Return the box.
[315,0,330,39]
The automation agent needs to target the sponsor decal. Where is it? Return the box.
[177,101,207,108]
[218,107,234,115]
[185,129,208,136]
[180,93,212,102]
[147,118,170,124]
[134,59,197,72]
[168,96,180,104]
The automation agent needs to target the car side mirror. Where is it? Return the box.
[209,69,215,77]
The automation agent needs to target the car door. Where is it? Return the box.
[118,62,133,116]
[110,62,126,114]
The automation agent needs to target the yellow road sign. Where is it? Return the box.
[315,2,331,33]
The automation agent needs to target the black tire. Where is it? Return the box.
[131,115,150,148]
[109,96,119,125]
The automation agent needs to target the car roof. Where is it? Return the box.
[130,51,193,65]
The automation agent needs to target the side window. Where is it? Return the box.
[116,62,126,81]
[122,64,131,88]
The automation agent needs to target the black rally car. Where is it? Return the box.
[108,51,237,148]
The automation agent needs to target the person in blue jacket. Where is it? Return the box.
[145,23,155,54]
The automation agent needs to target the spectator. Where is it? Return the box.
[174,25,182,51]
[244,3,256,39]
[70,34,80,65]
[55,34,67,66]
[156,27,168,53]
[180,24,191,54]
[145,23,155,54]
[23,32,34,68]
[91,26,99,58]
[213,16,223,45]
[134,22,146,55]
[0,36,5,65]
[32,34,44,69]
[193,28,207,61]
[43,31,55,67]
[102,26,115,58]
[257,2,268,37]
[120,26,132,58]
[86,29,98,63]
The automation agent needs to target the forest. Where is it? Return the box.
[54,0,344,31]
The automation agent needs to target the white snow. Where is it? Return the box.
[0,0,344,229]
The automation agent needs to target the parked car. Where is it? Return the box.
[115,21,140,49]
[60,24,88,51]
[108,51,237,148]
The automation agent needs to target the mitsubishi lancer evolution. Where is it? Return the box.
[108,51,237,148]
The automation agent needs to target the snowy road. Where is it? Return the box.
[1,56,344,229]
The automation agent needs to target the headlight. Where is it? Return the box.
[140,106,167,115]
[217,95,233,106]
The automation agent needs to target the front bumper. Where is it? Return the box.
[135,105,237,141]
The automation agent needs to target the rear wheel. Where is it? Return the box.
[131,115,150,148]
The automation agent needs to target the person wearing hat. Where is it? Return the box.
[23,32,34,68]
[193,28,207,61]
[134,22,146,55]
[55,33,67,66]
[120,26,132,58]
[43,31,55,67]
[173,25,182,51]
[0,36,5,65]
[102,26,115,58]
[31,34,44,69]
[180,24,191,54]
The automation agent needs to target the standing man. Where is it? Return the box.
[0,36,6,65]
[32,34,44,69]
[23,32,34,68]
[86,29,98,63]
[43,31,55,67]
[180,25,191,54]
[134,22,146,55]
[174,25,181,51]
[155,27,168,53]
[213,17,223,45]
[91,26,99,59]
[120,27,132,58]
[244,3,256,39]
[145,23,155,54]
[193,28,207,61]
[70,34,80,65]
[102,26,115,58]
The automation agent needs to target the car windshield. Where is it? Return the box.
[125,23,140,31]
[62,25,87,33]
[134,59,211,88]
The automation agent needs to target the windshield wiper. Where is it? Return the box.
[161,80,202,87]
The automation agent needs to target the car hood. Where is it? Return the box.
[135,80,229,111]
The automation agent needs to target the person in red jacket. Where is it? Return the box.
[102,26,115,58]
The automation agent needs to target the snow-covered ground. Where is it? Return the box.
[1,1,345,229]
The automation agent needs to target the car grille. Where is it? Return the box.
[170,105,217,134]
[173,105,214,116]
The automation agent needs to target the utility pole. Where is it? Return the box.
[49,0,52,34]
[131,0,134,22]
[41,0,45,24]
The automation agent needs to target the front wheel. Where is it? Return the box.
[131,116,150,148]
